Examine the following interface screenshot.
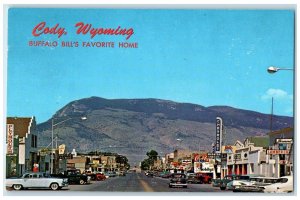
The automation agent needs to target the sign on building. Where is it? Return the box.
[276,138,293,144]
[267,150,290,155]
[215,117,223,153]
[7,124,14,154]
[59,144,66,155]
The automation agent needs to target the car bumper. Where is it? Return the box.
[169,183,187,187]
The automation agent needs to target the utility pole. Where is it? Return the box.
[270,97,274,134]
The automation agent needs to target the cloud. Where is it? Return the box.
[261,88,293,100]
[261,89,293,116]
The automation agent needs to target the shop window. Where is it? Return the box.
[279,144,287,150]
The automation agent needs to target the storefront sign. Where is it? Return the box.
[7,124,14,154]
[267,150,290,155]
[59,144,66,155]
[215,117,223,153]
[276,138,293,144]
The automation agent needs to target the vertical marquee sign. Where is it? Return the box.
[7,124,14,154]
[215,117,223,153]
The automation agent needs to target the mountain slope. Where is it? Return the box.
[37,97,293,165]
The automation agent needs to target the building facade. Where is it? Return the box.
[6,117,38,177]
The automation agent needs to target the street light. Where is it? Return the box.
[267,65,293,176]
[267,66,293,74]
[50,116,87,174]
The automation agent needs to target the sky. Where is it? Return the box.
[6,8,295,123]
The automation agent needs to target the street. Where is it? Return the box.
[6,172,231,193]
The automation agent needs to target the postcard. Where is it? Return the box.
[4,6,295,195]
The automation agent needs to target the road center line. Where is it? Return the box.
[139,179,154,192]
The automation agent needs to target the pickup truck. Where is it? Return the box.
[6,172,68,190]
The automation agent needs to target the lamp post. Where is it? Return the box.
[267,65,293,176]
[50,116,87,174]
[267,66,293,74]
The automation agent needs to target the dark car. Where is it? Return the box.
[160,172,171,178]
[187,174,201,184]
[169,173,187,188]
[146,171,154,177]
[52,169,90,185]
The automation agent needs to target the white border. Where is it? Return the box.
[1,1,298,200]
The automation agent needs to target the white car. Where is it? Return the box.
[232,177,278,192]
[261,176,293,193]
[6,172,68,190]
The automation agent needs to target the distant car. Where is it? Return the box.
[95,173,106,181]
[169,173,187,188]
[104,171,117,177]
[160,172,171,178]
[6,172,68,190]
[146,171,154,177]
[261,176,293,193]
[118,171,126,176]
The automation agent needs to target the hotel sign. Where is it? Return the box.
[7,124,14,154]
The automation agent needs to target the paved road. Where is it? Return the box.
[5,172,231,193]
[65,172,230,192]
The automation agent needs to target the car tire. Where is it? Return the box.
[79,179,85,185]
[220,187,226,190]
[50,183,59,190]
[13,184,22,190]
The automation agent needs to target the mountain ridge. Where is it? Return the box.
[37,96,293,165]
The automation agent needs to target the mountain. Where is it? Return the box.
[37,97,293,166]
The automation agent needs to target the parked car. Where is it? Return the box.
[160,172,171,178]
[169,173,187,188]
[216,174,252,190]
[214,174,236,190]
[228,175,264,190]
[146,171,154,177]
[233,176,278,192]
[261,176,293,193]
[118,171,126,176]
[104,171,117,177]
[187,173,201,184]
[95,173,106,181]
[6,172,68,190]
[196,173,213,184]
[53,169,90,185]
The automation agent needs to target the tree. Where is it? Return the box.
[140,150,159,170]
[115,155,130,170]
[147,150,158,166]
